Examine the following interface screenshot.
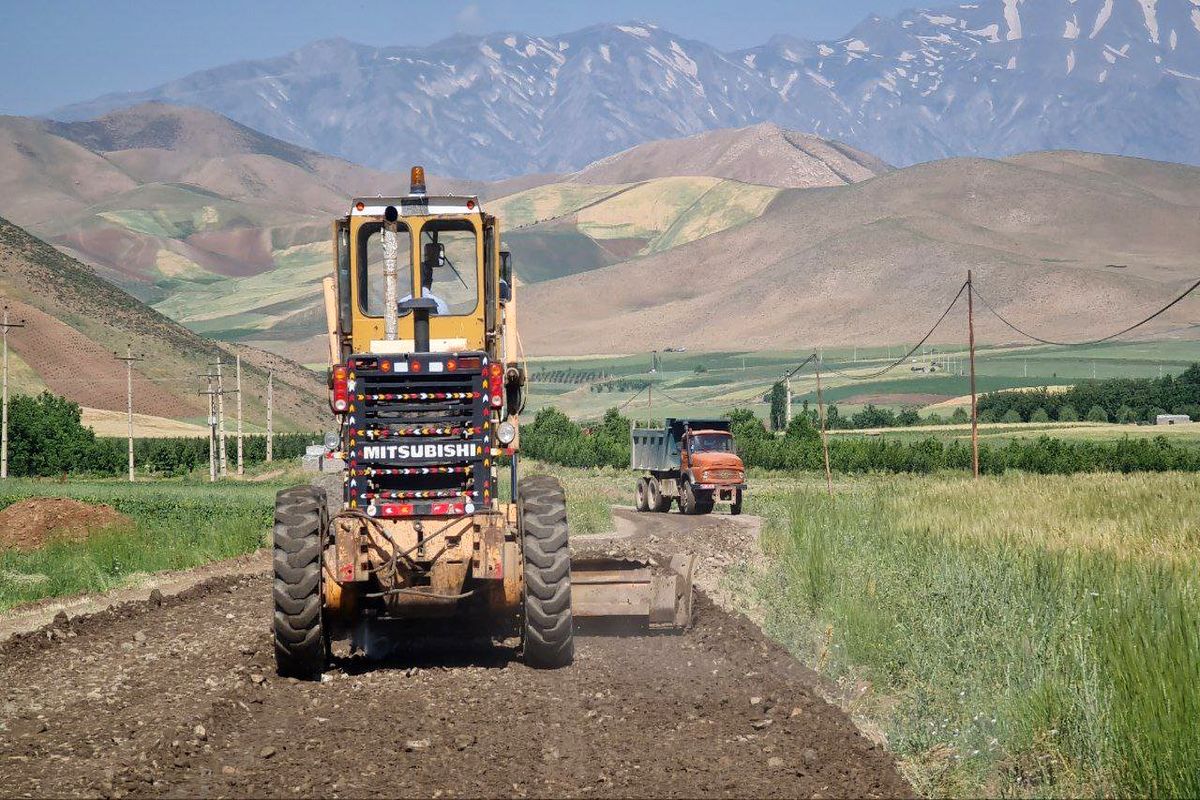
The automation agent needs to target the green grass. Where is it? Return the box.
[0,478,287,610]
[755,473,1200,797]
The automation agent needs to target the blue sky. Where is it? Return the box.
[0,0,920,115]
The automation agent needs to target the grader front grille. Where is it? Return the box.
[344,352,494,517]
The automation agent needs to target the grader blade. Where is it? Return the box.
[570,554,695,629]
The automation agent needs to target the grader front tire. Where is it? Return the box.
[273,486,327,679]
[519,475,574,669]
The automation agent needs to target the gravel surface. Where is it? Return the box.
[0,506,911,799]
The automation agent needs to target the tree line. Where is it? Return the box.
[976,365,1200,424]
[520,403,1200,476]
[6,392,319,478]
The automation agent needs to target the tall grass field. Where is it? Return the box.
[757,473,1200,797]
[0,480,283,610]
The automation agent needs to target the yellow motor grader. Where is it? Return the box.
[273,168,694,677]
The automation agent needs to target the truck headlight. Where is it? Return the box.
[497,421,517,444]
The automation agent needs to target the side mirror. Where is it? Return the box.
[424,241,446,268]
[499,249,513,305]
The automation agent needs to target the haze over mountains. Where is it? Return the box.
[50,0,1200,178]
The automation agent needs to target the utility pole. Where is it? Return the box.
[967,271,979,480]
[266,370,274,462]
[115,344,145,482]
[200,373,218,482]
[814,355,832,497]
[1,308,26,480]
[212,358,228,476]
[785,376,793,426]
[236,355,244,476]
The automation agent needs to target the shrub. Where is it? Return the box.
[1059,404,1080,422]
[1115,405,1137,424]
[1087,405,1110,423]
[949,408,970,424]
[1030,407,1051,423]
[1002,409,1023,424]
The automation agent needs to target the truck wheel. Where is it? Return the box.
[730,490,744,516]
[273,486,327,679]
[519,475,574,669]
[680,481,698,515]
[696,501,715,515]
[635,477,650,512]
[649,478,672,513]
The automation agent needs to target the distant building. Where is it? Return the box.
[1156,414,1192,426]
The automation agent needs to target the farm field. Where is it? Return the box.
[518,466,1200,797]
[525,339,1200,426]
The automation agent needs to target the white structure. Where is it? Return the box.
[1156,414,1192,426]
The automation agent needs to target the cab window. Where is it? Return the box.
[357,221,413,318]
[417,220,479,316]
[692,433,733,453]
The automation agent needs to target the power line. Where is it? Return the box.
[971,278,1200,347]
[822,280,969,381]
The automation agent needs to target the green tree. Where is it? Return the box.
[1058,404,1080,422]
[949,407,970,424]
[769,382,787,431]
[1030,407,1051,423]
[1115,405,1137,424]
[1002,409,1023,424]
[7,392,98,477]
[1086,405,1110,423]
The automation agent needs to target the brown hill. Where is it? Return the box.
[570,123,890,188]
[520,152,1200,354]
[0,215,326,430]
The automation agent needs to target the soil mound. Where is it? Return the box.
[0,498,131,551]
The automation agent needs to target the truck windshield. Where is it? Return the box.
[691,433,733,453]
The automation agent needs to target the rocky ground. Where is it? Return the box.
[0,505,911,799]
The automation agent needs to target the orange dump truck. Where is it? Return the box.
[631,418,745,515]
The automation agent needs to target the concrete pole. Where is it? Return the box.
[215,359,227,476]
[785,377,792,427]
[266,370,274,463]
[207,374,217,483]
[2,309,8,481]
[236,355,244,476]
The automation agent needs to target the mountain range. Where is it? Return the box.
[0,214,328,430]
[49,0,1200,178]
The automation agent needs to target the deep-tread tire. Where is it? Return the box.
[680,480,698,515]
[273,485,327,679]
[696,501,715,515]
[635,477,650,512]
[519,475,574,669]
[730,490,743,516]
[649,478,672,513]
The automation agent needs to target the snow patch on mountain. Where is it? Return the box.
[1092,0,1115,38]
[1003,0,1023,40]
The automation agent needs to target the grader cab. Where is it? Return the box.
[272,168,695,677]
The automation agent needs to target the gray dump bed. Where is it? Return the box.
[630,418,732,472]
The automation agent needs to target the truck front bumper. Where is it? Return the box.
[693,484,747,502]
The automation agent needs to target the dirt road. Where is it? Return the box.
[0,508,911,799]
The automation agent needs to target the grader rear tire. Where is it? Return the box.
[519,476,574,669]
[273,486,327,679]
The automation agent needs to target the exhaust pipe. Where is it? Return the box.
[381,209,401,341]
